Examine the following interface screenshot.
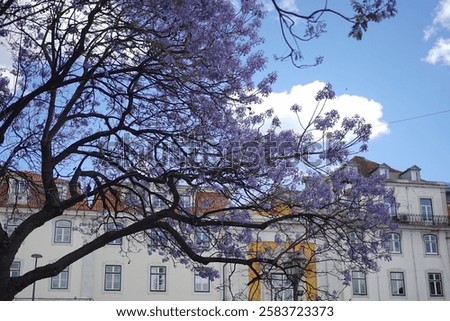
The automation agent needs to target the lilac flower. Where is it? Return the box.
[271,116,281,128]
[0,0,398,301]
[315,83,335,101]
[314,110,339,131]
[290,104,302,112]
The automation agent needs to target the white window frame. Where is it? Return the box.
[379,167,389,177]
[352,271,367,295]
[8,179,28,204]
[384,196,397,216]
[149,228,168,247]
[106,222,123,245]
[428,273,443,297]
[6,218,23,236]
[150,266,166,292]
[57,183,68,201]
[424,234,438,255]
[51,266,69,289]
[270,273,294,301]
[194,229,210,249]
[54,220,72,243]
[151,195,167,209]
[420,198,433,223]
[194,270,210,293]
[390,272,405,296]
[387,233,401,254]
[179,195,191,209]
[10,261,20,277]
[104,265,122,291]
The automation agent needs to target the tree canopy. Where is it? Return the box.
[0,0,397,300]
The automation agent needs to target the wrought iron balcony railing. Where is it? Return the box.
[390,213,449,227]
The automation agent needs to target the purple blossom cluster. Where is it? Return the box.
[0,75,11,105]
[315,83,336,101]
[0,0,398,300]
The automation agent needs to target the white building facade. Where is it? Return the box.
[2,157,450,301]
[331,157,450,301]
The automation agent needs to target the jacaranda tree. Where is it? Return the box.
[0,0,397,300]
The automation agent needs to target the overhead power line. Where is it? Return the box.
[387,109,450,125]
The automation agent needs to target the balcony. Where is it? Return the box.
[391,214,449,227]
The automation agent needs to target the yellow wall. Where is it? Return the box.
[248,241,317,301]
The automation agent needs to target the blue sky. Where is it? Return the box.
[258,0,450,183]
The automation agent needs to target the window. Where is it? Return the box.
[106,222,123,245]
[54,220,72,243]
[352,271,367,295]
[12,180,28,194]
[420,198,433,223]
[179,195,191,209]
[270,273,293,301]
[51,266,69,289]
[194,270,210,293]
[10,261,20,277]
[194,229,210,249]
[428,273,443,297]
[424,234,438,255]
[5,218,23,236]
[57,183,68,200]
[387,233,401,254]
[379,167,389,178]
[346,163,358,173]
[384,196,397,216]
[149,228,168,247]
[104,265,122,291]
[151,195,167,209]
[8,180,28,204]
[390,272,405,296]
[150,266,166,292]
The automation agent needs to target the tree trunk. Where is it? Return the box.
[0,277,16,301]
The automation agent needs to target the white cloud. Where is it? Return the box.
[255,81,389,139]
[262,0,298,12]
[424,0,450,40]
[278,0,297,11]
[424,0,450,65]
[424,37,450,65]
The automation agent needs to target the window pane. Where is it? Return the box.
[6,219,23,236]
[195,230,210,249]
[424,234,438,255]
[105,265,121,291]
[384,197,396,215]
[429,273,443,297]
[149,229,168,246]
[180,195,191,208]
[10,261,20,277]
[270,273,293,301]
[150,266,166,292]
[420,198,433,222]
[106,223,123,245]
[194,271,210,293]
[390,272,405,296]
[51,267,69,289]
[54,220,71,243]
[352,271,367,295]
[388,233,401,253]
